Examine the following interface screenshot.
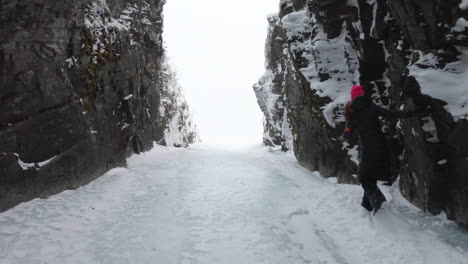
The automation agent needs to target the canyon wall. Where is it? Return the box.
[0,0,197,210]
[255,0,468,227]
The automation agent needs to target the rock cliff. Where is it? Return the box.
[0,0,197,211]
[255,0,468,227]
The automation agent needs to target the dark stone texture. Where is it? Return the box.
[0,0,196,211]
[253,16,291,150]
[256,0,468,227]
[254,13,357,183]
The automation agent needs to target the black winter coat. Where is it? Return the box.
[342,95,414,180]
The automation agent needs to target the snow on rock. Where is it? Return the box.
[84,0,154,64]
[65,56,78,68]
[158,56,199,148]
[253,15,293,151]
[123,94,133,100]
[281,10,312,38]
[281,9,359,127]
[342,143,359,165]
[410,48,468,121]
[460,0,468,10]
[13,154,57,171]
[118,1,152,27]
[0,0,195,213]
[421,116,440,143]
[254,68,291,150]
[255,7,358,183]
[254,0,468,227]
[452,17,468,33]
[84,0,128,64]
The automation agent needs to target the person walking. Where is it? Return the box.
[341,85,426,213]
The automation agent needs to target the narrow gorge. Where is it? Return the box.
[0,0,197,211]
[255,0,468,227]
[1,1,468,261]
[1,0,468,231]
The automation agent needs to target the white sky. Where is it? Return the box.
[163,0,279,145]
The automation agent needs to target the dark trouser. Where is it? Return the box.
[359,172,387,211]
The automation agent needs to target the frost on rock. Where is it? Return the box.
[281,10,359,128]
[83,0,153,64]
[254,69,291,150]
[84,0,127,64]
[255,9,359,181]
[254,15,293,151]
[158,56,199,148]
[13,154,57,171]
[118,1,153,29]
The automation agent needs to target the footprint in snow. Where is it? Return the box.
[288,209,310,220]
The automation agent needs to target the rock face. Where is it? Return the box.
[255,0,468,227]
[0,0,197,211]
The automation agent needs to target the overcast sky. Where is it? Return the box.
[163,0,279,145]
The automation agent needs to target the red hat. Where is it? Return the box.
[351,85,364,100]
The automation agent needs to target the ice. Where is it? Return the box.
[1,144,467,264]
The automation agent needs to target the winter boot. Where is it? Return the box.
[361,195,373,212]
[366,186,387,214]
[371,191,386,214]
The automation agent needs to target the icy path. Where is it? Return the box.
[1,144,468,264]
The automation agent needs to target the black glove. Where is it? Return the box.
[412,94,432,107]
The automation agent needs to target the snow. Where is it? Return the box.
[422,116,439,142]
[367,0,378,37]
[65,56,77,69]
[342,142,359,165]
[347,0,359,8]
[281,11,360,127]
[118,1,152,28]
[255,69,281,117]
[13,154,56,170]
[159,57,199,147]
[1,144,467,263]
[409,48,468,121]
[460,0,468,10]
[281,10,312,38]
[84,1,153,64]
[84,1,127,31]
[254,15,293,150]
[453,17,468,32]
[438,159,448,165]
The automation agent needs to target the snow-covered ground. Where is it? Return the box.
[0,144,467,264]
